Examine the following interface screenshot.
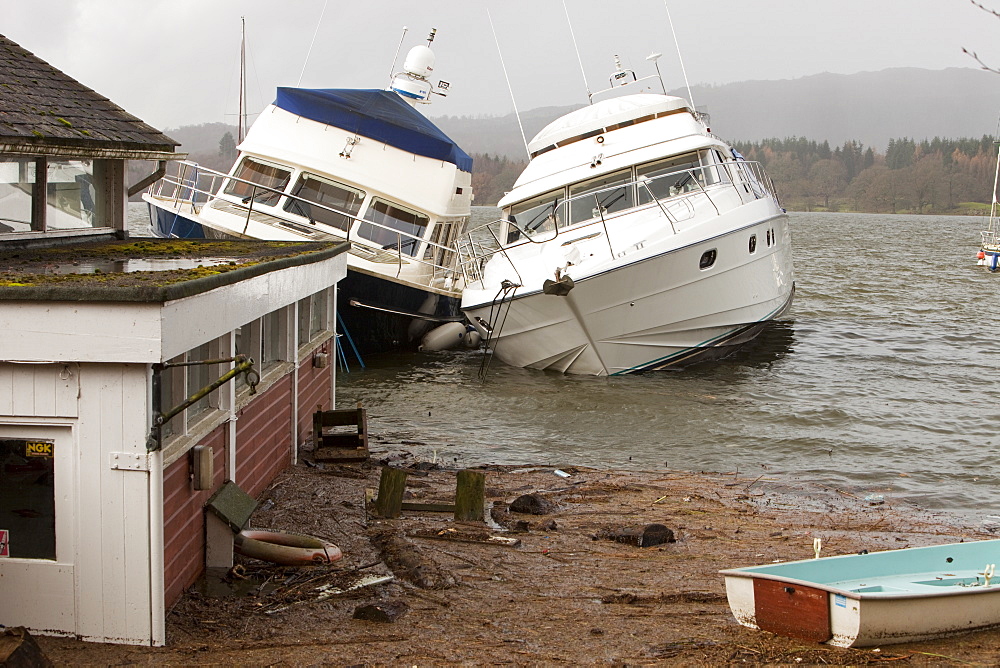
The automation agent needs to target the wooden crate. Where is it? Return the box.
[313,406,369,462]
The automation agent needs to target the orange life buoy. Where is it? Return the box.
[235,529,343,566]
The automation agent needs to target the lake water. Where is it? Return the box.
[129,203,1000,524]
[337,210,1000,525]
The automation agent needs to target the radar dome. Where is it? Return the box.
[403,45,435,77]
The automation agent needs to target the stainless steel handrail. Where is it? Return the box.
[148,160,462,279]
[455,159,778,285]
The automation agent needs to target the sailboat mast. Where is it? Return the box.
[239,17,246,143]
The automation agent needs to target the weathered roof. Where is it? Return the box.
[0,238,350,302]
[0,33,180,159]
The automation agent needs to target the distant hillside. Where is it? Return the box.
[432,68,1000,158]
[163,122,238,172]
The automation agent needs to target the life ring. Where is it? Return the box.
[235,529,343,566]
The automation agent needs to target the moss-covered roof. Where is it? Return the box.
[0,33,179,158]
[0,238,349,302]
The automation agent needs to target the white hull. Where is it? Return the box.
[722,539,1000,648]
[464,200,793,376]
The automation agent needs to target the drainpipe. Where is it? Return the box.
[148,447,165,646]
[128,160,168,197]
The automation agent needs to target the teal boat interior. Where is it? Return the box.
[723,539,1000,598]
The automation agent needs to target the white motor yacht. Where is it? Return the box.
[144,30,473,354]
[458,66,794,376]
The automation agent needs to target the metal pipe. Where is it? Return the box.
[127,160,167,197]
[157,358,257,426]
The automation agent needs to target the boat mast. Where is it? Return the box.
[561,0,593,104]
[238,17,246,143]
[663,0,695,108]
[991,141,1000,233]
[486,8,530,159]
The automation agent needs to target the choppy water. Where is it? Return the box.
[335,210,1000,524]
[129,203,1000,522]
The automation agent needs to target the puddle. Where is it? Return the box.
[195,567,277,599]
[42,258,235,274]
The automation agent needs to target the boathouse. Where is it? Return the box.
[0,34,348,645]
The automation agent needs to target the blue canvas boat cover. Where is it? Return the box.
[274,88,472,173]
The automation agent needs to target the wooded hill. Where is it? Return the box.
[143,67,1000,212]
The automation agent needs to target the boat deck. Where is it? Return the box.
[828,570,998,597]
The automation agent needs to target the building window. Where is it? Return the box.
[158,338,226,441]
[186,342,217,428]
[298,289,332,350]
[236,307,290,390]
[0,158,108,233]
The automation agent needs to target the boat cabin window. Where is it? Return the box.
[568,168,634,225]
[635,153,706,204]
[224,157,291,206]
[506,189,563,243]
[283,173,365,233]
[358,198,428,256]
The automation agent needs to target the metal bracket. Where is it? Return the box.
[148,355,258,452]
[110,451,152,472]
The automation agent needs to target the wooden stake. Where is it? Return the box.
[374,467,408,518]
[454,469,486,522]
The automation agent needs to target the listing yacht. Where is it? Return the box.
[457,62,794,376]
[144,31,472,354]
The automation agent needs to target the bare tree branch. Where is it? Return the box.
[965,1,1000,72]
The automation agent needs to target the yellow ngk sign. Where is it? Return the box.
[25,441,54,457]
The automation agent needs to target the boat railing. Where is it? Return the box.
[455,159,778,285]
[148,160,463,284]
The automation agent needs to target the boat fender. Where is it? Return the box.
[418,321,467,352]
[463,325,482,349]
[978,250,986,260]
[234,529,343,566]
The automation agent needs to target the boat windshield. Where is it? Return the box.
[568,168,634,225]
[357,198,429,256]
[506,189,563,243]
[282,173,365,233]
[223,157,291,206]
[636,152,710,204]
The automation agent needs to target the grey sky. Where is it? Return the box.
[3,0,995,131]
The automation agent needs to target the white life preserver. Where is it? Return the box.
[235,529,343,566]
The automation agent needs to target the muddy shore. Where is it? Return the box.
[34,448,1000,666]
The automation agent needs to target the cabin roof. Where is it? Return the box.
[0,33,180,160]
[274,88,473,173]
[527,94,693,156]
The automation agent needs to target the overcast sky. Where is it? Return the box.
[3,0,997,130]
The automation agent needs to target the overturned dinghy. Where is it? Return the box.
[721,539,1000,647]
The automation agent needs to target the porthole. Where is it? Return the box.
[749,234,757,253]
[766,229,772,246]
[699,249,717,270]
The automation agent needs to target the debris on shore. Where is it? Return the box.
[35,451,1000,665]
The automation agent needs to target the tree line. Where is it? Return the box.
[469,138,1000,214]
[732,136,998,214]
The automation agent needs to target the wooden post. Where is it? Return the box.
[454,469,486,522]
[374,467,408,518]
